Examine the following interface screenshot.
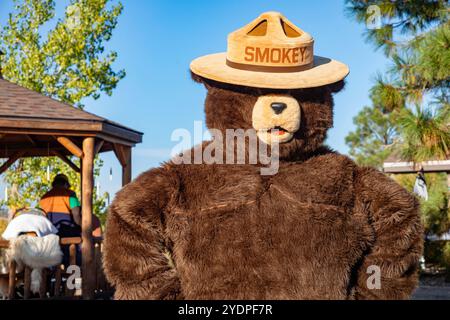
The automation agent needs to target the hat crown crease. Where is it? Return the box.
[190,11,350,89]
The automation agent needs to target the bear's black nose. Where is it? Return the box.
[271,102,287,115]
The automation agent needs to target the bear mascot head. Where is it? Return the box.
[103,12,423,300]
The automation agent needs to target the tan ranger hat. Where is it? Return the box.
[190,12,349,89]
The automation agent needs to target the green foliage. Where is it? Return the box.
[345,0,448,56]
[345,105,397,168]
[443,242,450,274]
[0,0,125,107]
[397,105,450,162]
[414,23,450,89]
[346,1,450,270]
[0,219,7,235]
[394,173,449,236]
[370,78,405,112]
[423,241,450,273]
[345,1,450,167]
[0,0,123,218]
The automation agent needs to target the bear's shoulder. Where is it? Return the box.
[274,150,358,207]
[282,148,357,173]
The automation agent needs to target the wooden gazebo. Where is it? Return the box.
[0,76,143,299]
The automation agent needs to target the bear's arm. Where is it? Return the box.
[352,167,423,300]
[103,166,182,300]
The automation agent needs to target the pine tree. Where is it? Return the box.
[345,0,449,165]
[346,0,450,273]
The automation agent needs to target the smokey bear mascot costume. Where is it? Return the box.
[103,12,423,300]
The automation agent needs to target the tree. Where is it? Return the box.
[0,0,124,217]
[345,0,450,273]
[397,104,450,162]
[345,105,397,168]
[345,0,449,167]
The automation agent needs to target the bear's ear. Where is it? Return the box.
[191,71,206,85]
[326,80,346,94]
[191,71,214,91]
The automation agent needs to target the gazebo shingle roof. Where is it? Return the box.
[0,78,103,121]
[0,78,142,145]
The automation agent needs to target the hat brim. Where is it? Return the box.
[190,53,349,89]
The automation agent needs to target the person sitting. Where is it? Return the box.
[2,208,58,240]
[1,208,62,297]
[39,174,81,238]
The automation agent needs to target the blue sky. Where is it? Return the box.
[0,0,388,198]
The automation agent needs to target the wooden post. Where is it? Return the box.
[79,157,83,208]
[81,137,95,300]
[94,243,101,291]
[67,244,77,297]
[122,146,132,186]
[24,267,31,299]
[8,260,16,300]
[54,265,62,297]
[39,269,47,298]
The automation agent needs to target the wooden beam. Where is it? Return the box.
[54,265,62,297]
[0,151,25,174]
[65,244,77,297]
[39,269,47,298]
[8,260,16,299]
[59,236,102,245]
[0,119,102,132]
[122,147,132,187]
[94,139,104,155]
[113,143,127,167]
[55,136,84,158]
[24,134,37,146]
[0,146,66,158]
[24,267,32,299]
[0,128,136,147]
[114,143,132,186]
[53,150,81,173]
[81,137,95,300]
[0,128,97,138]
[80,157,83,208]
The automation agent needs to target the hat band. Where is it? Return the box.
[226,59,314,73]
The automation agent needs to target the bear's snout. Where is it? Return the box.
[252,94,301,145]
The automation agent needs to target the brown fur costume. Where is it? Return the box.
[103,75,423,300]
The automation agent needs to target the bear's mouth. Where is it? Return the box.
[256,125,295,145]
[261,126,289,136]
[271,126,288,136]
